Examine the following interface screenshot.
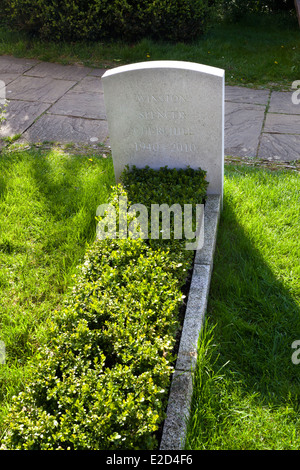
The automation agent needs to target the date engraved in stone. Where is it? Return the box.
[135,142,160,152]
[170,143,197,152]
[134,142,197,153]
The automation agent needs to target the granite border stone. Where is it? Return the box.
[159,194,221,450]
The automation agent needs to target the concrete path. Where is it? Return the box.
[1,55,300,161]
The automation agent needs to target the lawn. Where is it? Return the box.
[0,147,114,435]
[0,13,299,89]
[185,164,300,450]
[0,146,298,449]
[0,7,299,446]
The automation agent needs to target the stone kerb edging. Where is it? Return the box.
[159,194,221,450]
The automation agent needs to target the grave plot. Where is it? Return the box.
[102,61,224,449]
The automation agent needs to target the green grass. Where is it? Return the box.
[0,151,299,448]
[0,147,114,433]
[185,165,300,450]
[0,13,299,89]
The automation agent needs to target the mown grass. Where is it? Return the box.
[0,152,299,449]
[185,165,300,450]
[0,13,299,89]
[0,147,114,433]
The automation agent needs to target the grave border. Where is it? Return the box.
[159,194,221,450]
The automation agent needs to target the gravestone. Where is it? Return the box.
[102,61,224,199]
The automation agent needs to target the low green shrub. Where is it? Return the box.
[2,0,212,42]
[1,0,109,41]
[1,166,208,450]
[110,0,212,43]
[220,0,295,20]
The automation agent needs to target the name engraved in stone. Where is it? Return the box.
[135,94,189,104]
[133,126,194,137]
[138,110,186,120]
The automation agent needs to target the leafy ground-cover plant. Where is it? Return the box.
[1,166,208,450]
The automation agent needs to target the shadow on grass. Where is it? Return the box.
[0,145,115,269]
[210,198,300,399]
[186,167,300,449]
[0,145,114,363]
[26,148,115,237]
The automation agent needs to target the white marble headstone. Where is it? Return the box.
[102,61,224,198]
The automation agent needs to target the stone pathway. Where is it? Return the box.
[1,55,300,161]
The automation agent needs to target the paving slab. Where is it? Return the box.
[0,100,50,137]
[88,68,107,77]
[24,61,92,81]
[225,85,270,105]
[225,101,266,157]
[264,113,300,134]
[258,133,300,161]
[6,76,76,103]
[269,91,300,115]
[0,73,24,87]
[71,76,104,94]
[0,56,39,74]
[22,114,109,143]
[1,56,300,163]
[48,92,106,119]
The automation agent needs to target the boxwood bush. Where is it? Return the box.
[2,0,212,42]
[220,0,295,19]
[1,166,208,450]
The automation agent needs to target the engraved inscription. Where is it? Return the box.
[133,126,194,137]
[133,92,197,154]
[135,94,189,103]
[135,142,160,151]
[170,143,196,152]
[138,110,186,120]
[134,142,198,153]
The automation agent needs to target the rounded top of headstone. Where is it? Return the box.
[102,61,224,79]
